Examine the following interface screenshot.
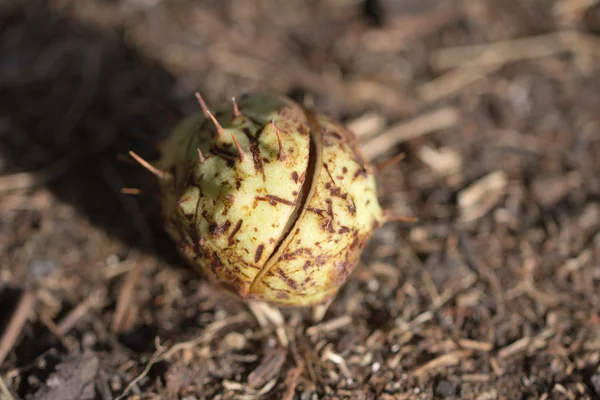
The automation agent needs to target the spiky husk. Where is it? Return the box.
[155,92,383,307]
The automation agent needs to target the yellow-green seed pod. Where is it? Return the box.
[149,92,384,307]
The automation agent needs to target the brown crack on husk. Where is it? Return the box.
[248,107,324,294]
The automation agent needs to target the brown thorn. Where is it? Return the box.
[375,153,406,175]
[207,111,224,137]
[232,96,241,117]
[383,209,418,223]
[197,148,206,164]
[121,188,142,195]
[272,120,286,161]
[129,151,166,179]
[231,132,245,162]
[194,92,210,117]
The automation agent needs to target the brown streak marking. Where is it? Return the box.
[210,146,237,166]
[255,244,265,263]
[277,270,298,290]
[281,248,313,260]
[256,195,295,207]
[348,197,357,215]
[303,262,311,272]
[315,255,327,265]
[210,220,231,236]
[242,126,265,180]
[228,220,243,246]
[326,199,335,233]
[353,167,367,180]
[323,163,336,185]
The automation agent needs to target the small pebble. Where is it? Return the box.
[224,332,246,350]
[27,258,59,281]
[435,380,456,398]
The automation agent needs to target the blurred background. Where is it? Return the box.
[1,0,600,398]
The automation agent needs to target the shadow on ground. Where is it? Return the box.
[1,3,187,262]
[0,3,203,370]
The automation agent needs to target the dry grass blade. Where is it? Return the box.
[248,348,287,389]
[361,107,460,160]
[116,314,249,400]
[431,30,593,70]
[282,364,303,400]
[346,112,386,139]
[111,257,143,333]
[498,329,555,360]
[55,288,106,336]
[413,350,472,377]
[418,63,502,103]
[458,171,508,222]
[422,30,600,102]
[306,315,352,336]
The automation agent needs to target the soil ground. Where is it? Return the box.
[1,0,600,399]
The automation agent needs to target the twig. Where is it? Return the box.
[247,302,288,347]
[0,375,16,400]
[98,158,155,334]
[413,350,472,377]
[396,310,434,333]
[56,288,106,336]
[115,348,160,400]
[458,339,493,352]
[497,329,555,360]
[418,63,501,103]
[430,30,596,70]
[311,297,334,323]
[346,112,387,139]
[421,30,600,102]
[306,315,352,337]
[322,346,352,379]
[4,349,57,381]
[361,107,460,160]
[161,314,250,360]
[282,363,304,400]
[0,291,36,367]
[115,314,248,400]
[111,256,143,333]
[458,234,506,317]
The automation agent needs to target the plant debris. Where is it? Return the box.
[1,0,599,398]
